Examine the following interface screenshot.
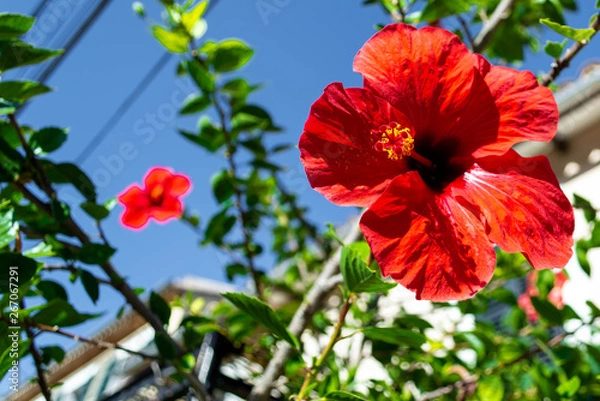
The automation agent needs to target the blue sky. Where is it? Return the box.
[3,0,600,377]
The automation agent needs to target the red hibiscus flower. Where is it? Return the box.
[117,167,191,230]
[518,271,568,323]
[299,24,574,301]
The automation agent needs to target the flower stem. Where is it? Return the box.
[296,294,355,401]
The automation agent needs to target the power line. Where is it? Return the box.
[75,0,220,164]
[74,52,173,164]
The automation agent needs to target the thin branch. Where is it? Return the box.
[248,218,362,401]
[33,322,160,360]
[22,301,53,401]
[540,14,600,87]
[472,0,517,53]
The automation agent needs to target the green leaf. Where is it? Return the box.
[586,300,600,320]
[184,59,215,93]
[0,99,17,115]
[222,78,260,107]
[576,242,591,276]
[324,223,344,246]
[0,41,63,73]
[544,39,567,59]
[0,136,25,181]
[222,292,299,349]
[0,208,18,249]
[340,246,396,294]
[489,287,517,305]
[154,332,177,360]
[179,93,211,115]
[178,117,225,152]
[0,13,35,40]
[322,391,368,401]
[78,243,115,265]
[530,297,564,325]
[80,269,100,304]
[29,127,68,155]
[37,280,68,301]
[40,345,65,366]
[211,170,235,203]
[231,104,279,132]
[152,26,189,53]
[44,162,97,202]
[540,18,595,42]
[150,291,171,326]
[23,242,55,258]
[0,253,39,293]
[0,81,51,103]
[80,201,110,221]
[226,263,248,281]
[202,207,236,245]
[420,0,470,22]
[477,375,504,401]
[557,376,581,397]
[181,1,208,38]
[210,39,254,73]
[362,327,426,348]
[573,193,596,222]
[32,299,99,327]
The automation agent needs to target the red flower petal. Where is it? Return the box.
[354,24,496,156]
[117,185,150,209]
[169,174,192,197]
[360,172,496,301]
[455,150,574,269]
[144,167,173,189]
[299,82,412,207]
[120,208,151,229]
[473,56,559,158]
[150,198,184,222]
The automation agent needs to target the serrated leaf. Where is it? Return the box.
[80,269,100,304]
[152,26,189,53]
[150,291,171,326]
[0,13,35,40]
[0,208,18,249]
[340,246,396,294]
[222,292,299,349]
[0,41,62,73]
[544,39,567,59]
[322,391,368,401]
[540,18,595,42]
[0,81,51,103]
[362,327,426,348]
[179,93,211,115]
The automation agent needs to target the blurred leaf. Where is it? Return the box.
[0,136,25,181]
[202,207,236,245]
[80,201,110,221]
[179,93,211,114]
[211,170,235,203]
[78,243,115,265]
[181,1,208,38]
[573,193,596,222]
[232,105,279,132]
[0,41,62,72]
[544,39,567,58]
[40,345,65,366]
[0,253,38,293]
[29,127,68,155]
[23,242,54,258]
[420,0,469,22]
[37,280,68,301]
[178,117,224,152]
[211,39,254,72]
[0,81,51,103]
[324,223,344,246]
[558,0,576,11]
[0,208,18,249]
[150,291,171,325]
[222,292,300,349]
[222,78,260,107]
[44,161,97,202]
[32,299,99,327]
[340,246,396,294]
[362,327,426,348]
[155,332,177,359]
[540,18,595,41]
[184,59,215,93]
[152,26,188,53]
[557,376,581,397]
[80,269,100,304]
[531,297,564,325]
[477,375,504,401]
[0,13,35,40]
[226,263,247,281]
[576,242,591,276]
[322,391,368,401]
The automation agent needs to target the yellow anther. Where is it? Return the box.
[372,121,414,161]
